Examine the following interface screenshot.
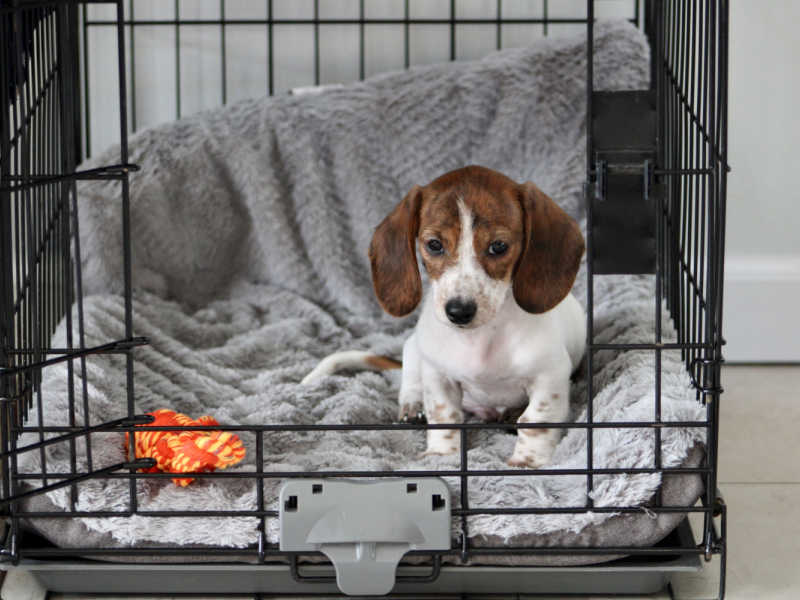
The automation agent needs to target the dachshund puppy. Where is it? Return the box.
[303,166,586,467]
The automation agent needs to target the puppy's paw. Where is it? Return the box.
[420,430,460,458]
[420,445,459,458]
[506,453,546,469]
[397,401,426,424]
[507,437,554,468]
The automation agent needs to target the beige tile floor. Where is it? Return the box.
[3,365,798,600]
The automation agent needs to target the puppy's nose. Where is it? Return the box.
[445,298,477,325]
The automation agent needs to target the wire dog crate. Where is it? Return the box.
[0,0,728,597]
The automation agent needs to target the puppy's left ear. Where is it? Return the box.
[513,182,585,313]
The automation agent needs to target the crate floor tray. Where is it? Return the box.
[9,521,701,595]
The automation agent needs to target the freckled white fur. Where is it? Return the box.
[303,203,586,467]
[432,199,509,329]
[412,287,585,462]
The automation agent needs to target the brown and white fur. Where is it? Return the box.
[302,166,586,468]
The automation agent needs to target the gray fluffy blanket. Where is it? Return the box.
[20,21,705,565]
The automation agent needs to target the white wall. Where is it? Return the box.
[723,0,800,362]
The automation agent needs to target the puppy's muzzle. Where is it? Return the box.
[445,298,477,325]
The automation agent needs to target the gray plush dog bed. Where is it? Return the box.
[19,20,705,566]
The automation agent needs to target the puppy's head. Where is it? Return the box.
[368,166,584,328]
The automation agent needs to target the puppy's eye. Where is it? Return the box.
[426,239,444,255]
[488,240,508,256]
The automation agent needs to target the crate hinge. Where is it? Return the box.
[689,356,725,396]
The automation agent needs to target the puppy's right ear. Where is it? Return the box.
[368,185,423,317]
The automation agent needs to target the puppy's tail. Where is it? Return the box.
[300,350,401,385]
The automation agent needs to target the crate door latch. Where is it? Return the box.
[280,478,451,595]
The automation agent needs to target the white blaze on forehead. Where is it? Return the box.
[456,198,477,271]
[430,197,511,328]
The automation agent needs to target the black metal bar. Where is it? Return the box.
[0,459,154,508]
[449,0,456,60]
[174,0,180,118]
[13,419,711,433]
[403,0,409,68]
[126,465,713,477]
[652,160,663,508]
[18,544,714,558]
[543,0,549,36]
[220,0,226,105]
[1,415,152,459]
[313,0,319,85]
[584,0,594,511]
[696,0,711,402]
[0,0,14,508]
[459,428,469,562]
[83,18,598,27]
[688,0,700,378]
[0,336,147,375]
[358,0,364,80]
[4,465,714,480]
[267,0,273,95]
[111,0,138,518]
[82,2,90,157]
[256,429,265,563]
[589,167,715,176]
[128,0,135,131]
[0,162,139,191]
[705,0,728,564]
[591,341,713,350]
[495,0,501,49]
[15,504,714,517]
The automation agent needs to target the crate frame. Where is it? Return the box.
[0,0,728,597]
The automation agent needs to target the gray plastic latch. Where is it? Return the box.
[279,478,451,596]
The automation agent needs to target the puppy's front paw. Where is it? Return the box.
[397,401,426,424]
[421,443,459,458]
[420,430,460,458]
[507,436,555,469]
[506,453,546,469]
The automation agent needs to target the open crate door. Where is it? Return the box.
[0,0,144,561]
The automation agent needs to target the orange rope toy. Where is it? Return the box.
[126,409,246,487]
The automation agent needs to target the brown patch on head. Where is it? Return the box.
[469,194,524,283]
[365,355,402,371]
[422,166,525,282]
[513,182,585,313]
[551,393,560,399]
[418,193,461,279]
[443,430,456,440]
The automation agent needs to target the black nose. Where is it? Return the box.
[445,298,477,325]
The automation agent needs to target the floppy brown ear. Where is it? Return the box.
[368,185,423,317]
[513,182,585,313]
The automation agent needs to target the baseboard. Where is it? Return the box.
[723,254,800,362]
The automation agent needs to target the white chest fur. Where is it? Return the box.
[414,291,586,415]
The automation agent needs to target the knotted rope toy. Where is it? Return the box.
[126,409,246,487]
